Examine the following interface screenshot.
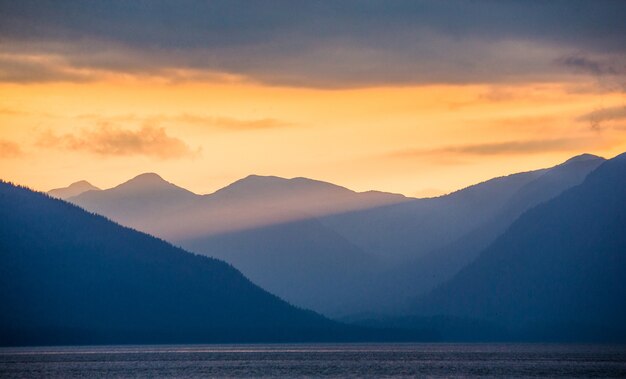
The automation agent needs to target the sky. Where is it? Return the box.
[1,0,626,197]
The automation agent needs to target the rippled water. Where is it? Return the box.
[1,343,625,378]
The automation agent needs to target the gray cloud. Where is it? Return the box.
[75,113,294,131]
[557,55,626,77]
[577,105,626,131]
[38,124,198,159]
[0,54,96,83]
[390,137,596,158]
[578,106,626,123]
[0,140,22,158]
[0,0,624,87]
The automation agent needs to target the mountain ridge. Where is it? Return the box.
[48,180,100,199]
[2,180,427,345]
[409,153,626,341]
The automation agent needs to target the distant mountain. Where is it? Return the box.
[412,153,626,341]
[319,167,548,264]
[68,173,200,236]
[48,180,100,199]
[58,155,606,318]
[68,174,407,241]
[64,174,406,316]
[361,153,606,313]
[0,181,371,346]
[167,174,407,240]
[181,217,381,316]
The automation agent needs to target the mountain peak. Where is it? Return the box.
[564,153,604,164]
[612,151,626,161]
[111,173,195,195]
[120,172,169,187]
[48,180,100,199]
[69,180,96,188]
[240,174,287,184]
[130,172,166,182]
[213,174,353,199]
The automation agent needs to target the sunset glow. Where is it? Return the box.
[1,1,625,196]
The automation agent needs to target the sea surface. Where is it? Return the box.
[1,343,625,378]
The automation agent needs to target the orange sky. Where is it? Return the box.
[2,2,626,196]
[1,73,625,197]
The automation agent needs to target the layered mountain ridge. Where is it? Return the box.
[53,153,608,317]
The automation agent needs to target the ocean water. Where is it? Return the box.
[1,343,625,378]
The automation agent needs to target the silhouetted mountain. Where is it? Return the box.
[167,175,408,240]
[68,173,199,235]
[68,174,407,241]
[320,168,548,264]
[64,174,405,317]
[58,156,605,318]
[411,153,626,341]
[181,217,381,316]
[48,180,100,199]
[360,154,605,313]
[0,181,379,346]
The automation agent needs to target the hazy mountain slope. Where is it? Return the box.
[162,175,408,240]
[67,174,407,241]
[368,154,606,312]
[64,174,405,317]
[320,168,547,263]
[59,156,604,318]
[0,181,357,345]
[180,216,381,317]
[68,173,200,236]
[48,180,100,199]
[412,153,626,341]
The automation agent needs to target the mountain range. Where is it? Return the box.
[408,152,626,341]
[1,180,428,345]
[2,151,624,343]
[48,180,100,200]
[56,154,606,317]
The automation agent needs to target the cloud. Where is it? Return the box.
[0,53,97,83]
[0,1,624,87]
[577,105,626,131]
[0,140,23,158]
[38,124,198,159]
[578,106,626,123]
[176,114,293,130]
[75,113,294,131]
[389,137,596,158]
[556,55,626,77]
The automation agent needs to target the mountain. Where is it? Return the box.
[65,174,405,316]
[360,153,605,313]
[68,174,407,241]
[181,217,381,316]
[0,180,371,346]
[411,153,626,341]
[68,173,200,237]
[48,180,100,199]
[319,168,548,264]
[59,155,605,317]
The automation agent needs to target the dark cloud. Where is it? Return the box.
[390,137,595,158]
[0,0,625,87]
[0,54,96,83]
[578,106,626,123]
[38,124,198,159]
[0,140,22,158]
[577,105,626,131]
[75,113,294,131]
[557,55,625,77]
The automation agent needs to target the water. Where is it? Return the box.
[1,343,625,378]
